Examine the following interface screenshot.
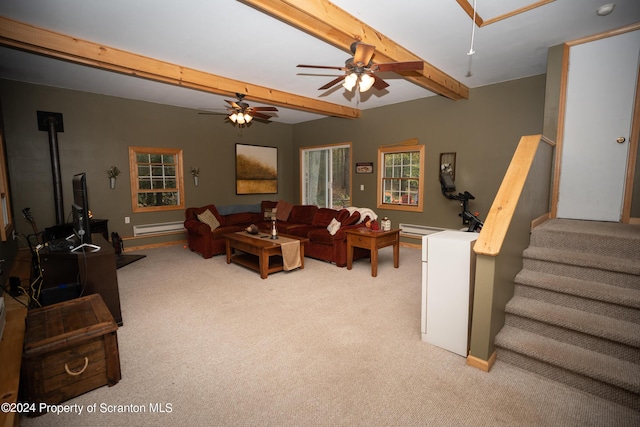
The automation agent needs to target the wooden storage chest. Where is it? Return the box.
[21,294,121,410]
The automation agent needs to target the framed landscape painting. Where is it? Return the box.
[235,143,278,194]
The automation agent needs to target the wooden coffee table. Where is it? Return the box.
[224,232,309,279]
[345,228,400,277]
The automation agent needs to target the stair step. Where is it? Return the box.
[505,296,640,347]
[523,247,640,289]
[523,246,640,276]
[505,297,640,363]
[500,219,640,409]
[530,219,640,261]
[495,326,640,410]
[515,270,640,323]
[515,269,640,308]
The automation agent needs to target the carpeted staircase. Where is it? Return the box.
[495,218,640,410]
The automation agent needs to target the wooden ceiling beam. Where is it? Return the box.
[0,16,360,120]
[241,0,469,100]
[456,0,555,27]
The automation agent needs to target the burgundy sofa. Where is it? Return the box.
[184,200,371,266]
[183,203,263,259]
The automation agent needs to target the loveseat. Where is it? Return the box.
[184,200,373,267]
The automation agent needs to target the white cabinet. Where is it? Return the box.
[421,230,477,356]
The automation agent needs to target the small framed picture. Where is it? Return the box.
[356,162,373,174]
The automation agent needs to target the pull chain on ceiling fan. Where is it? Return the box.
[297,41,423,93]
[466,0,478,77]
[468,0,478,56]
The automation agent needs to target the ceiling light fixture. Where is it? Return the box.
[359,74,375,92]
[596,3,615,16]
[228,111,253,125]
[342,72,375,93]
[342,73,358,91]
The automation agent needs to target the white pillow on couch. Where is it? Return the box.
[327,218,341,236]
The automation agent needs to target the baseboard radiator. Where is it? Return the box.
[399,223,445,236]
[133,221,185,237]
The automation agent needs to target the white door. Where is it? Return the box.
[557,30,640,221]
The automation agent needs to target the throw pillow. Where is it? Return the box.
[312,208,340,227]
[342,211,361,226]
[336,209,350,223]
[275,200,294,222]
[327,218,341,236]
[197,209,220,231]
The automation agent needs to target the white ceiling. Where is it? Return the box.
[0,0,638,124]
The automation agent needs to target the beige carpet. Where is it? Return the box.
[22,244,640,426]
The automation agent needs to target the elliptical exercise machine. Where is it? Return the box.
[439,172,484,232]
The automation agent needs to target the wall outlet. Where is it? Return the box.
[124,217,130,224]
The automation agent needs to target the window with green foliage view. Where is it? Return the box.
[129,146,184,213]
[377,145,424,213]
[301,143,352,209]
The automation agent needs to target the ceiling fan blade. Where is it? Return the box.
[225,100,241,109]
[372,74,389,90]
[353,42,375,66]
[251,106,278,112]
[374,61,424,72]
[251,112,272,120]
[319,75,346,90]
[297,64,346,71]
[197,108,229,116]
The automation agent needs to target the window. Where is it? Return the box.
[377,145,425,212]
[128,146,184,212]
[301,143,351,208]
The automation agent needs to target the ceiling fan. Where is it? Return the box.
[200,93,278,126]
[297,42,423,92]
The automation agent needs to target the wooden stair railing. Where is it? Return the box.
[466,134,555,372]
[475,134,554,256]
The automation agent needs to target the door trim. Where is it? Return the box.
[623,55,640,223]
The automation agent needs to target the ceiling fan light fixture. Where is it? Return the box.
[244,113,253,123]
[359,73,375,92]
[342,73,358,91]
[596,3,615,16]
[229,112,238,123]
[236,113,246,125]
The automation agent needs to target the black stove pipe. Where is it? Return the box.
[37,111,65,225]
[46,117,64,225]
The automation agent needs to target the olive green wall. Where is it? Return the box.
[1,75,546,251]
[0,79,294,244]
[542,45,563,143]
[292,75,547,230]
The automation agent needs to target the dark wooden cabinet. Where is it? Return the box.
[39,234,123,325]
[44,218,109,242]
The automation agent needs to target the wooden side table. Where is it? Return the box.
[345,228,400,277]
